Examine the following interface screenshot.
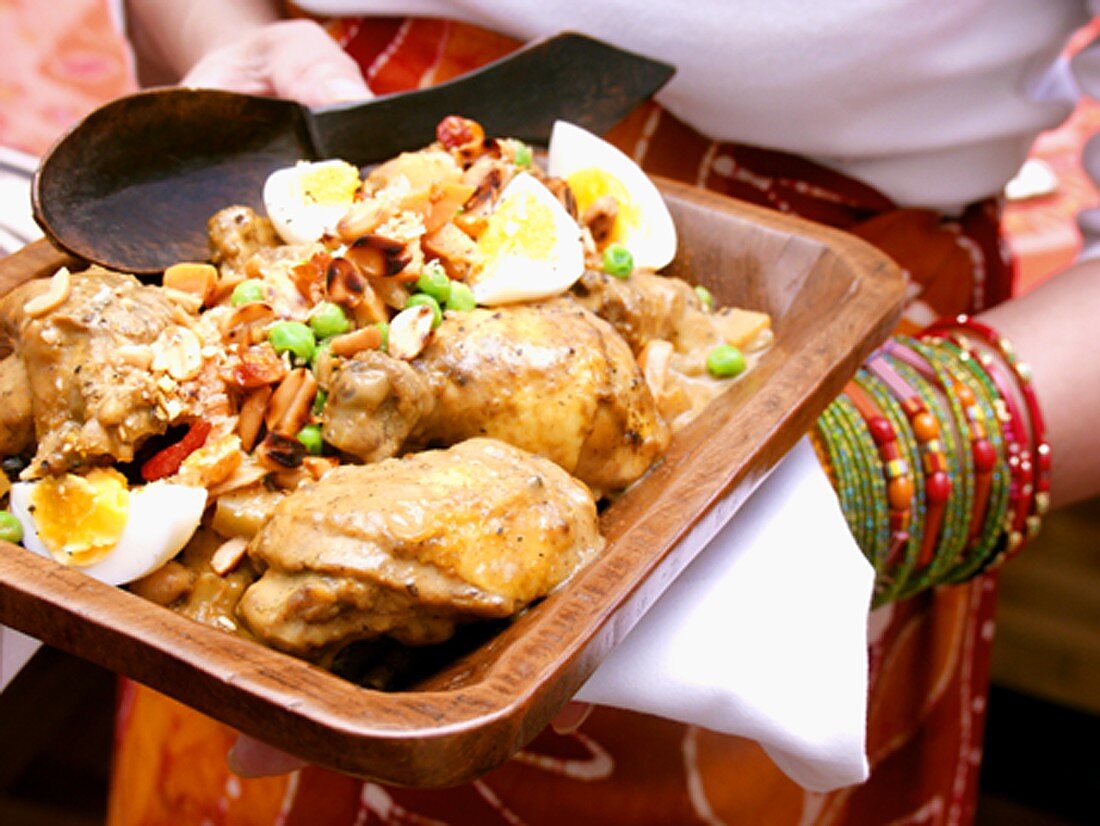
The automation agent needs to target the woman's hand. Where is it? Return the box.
[182,19,372,106]
[127,0,370,106]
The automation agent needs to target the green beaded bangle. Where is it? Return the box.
[890,352,969,597]
[936,340,1013,582]
[857,368,926,604]
[833,394,891,565]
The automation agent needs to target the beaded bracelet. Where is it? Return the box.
[933,340,1013,582]
[836,393,891,561]
[812,318,1044,603]
[866,351,954,577]
[894,339,976,592]
[923,315,1051,554]
[851,369,926,602]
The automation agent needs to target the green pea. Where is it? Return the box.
[375,321,389,351]
[406,293,443,328]
[230,279,265,306]
[694,285,714,311]
[295,423,324,456]
[416,262,452,304]
[445,281,477,312]
[706,344,747,378]
[309,302,350,339]
[0,510,23,544]
[268,320,316,364]
[603,243,634,278]
[514,143,533,168]
[311,388,328,416]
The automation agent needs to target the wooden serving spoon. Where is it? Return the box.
[31,32,673,276]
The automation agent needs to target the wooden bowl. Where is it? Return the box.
[0,179,904,786]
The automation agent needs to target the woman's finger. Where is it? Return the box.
[263,20,373,106]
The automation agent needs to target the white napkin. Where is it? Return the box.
[577,437,874,792]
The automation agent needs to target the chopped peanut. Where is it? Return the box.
[329,325,383,357]
[237,386,271,452]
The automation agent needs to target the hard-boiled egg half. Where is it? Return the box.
[9,468,206,586]
[263,159,361,244]
[469,172,585,306]
[548,120,677,271]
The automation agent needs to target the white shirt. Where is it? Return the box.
[298,0,1097,212]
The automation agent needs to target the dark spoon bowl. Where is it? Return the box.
[32,32,673,274]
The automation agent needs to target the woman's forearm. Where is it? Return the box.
[979,258,1100,507]
[127,0,280,81]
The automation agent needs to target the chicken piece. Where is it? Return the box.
[238,438,603,661]
[322,300,669,494]
[0,268,177,475]
[0,355,33,456]
[570,269,721,354]
[322,350,432,464]
[571,270,772,430]
[207,205,281,277]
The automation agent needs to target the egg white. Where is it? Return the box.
[9,481,207,586]
[470,172,585,306]
[263,159,360,245]
[547,120,677,271]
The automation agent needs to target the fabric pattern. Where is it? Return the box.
[107,17,1010,826]
[0,0,134,157]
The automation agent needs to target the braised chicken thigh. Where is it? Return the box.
[0,268,179,475]
[238,438,602,661]
[320,299,670,495]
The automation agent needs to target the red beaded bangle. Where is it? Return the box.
[923,315,1050,565]
[924,314,1051,523]
[888,341,996,546]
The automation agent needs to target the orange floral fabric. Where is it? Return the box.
[0,0,135,156]
[107,16,1011,826]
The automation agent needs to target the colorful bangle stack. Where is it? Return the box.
[812,316,1050,605]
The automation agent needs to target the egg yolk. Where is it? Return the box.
[565,168,640,245]
[29,468,131,566]
[477,192,556,262]
[299,161,360,206]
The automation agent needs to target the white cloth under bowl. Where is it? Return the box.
[577,438,874,792]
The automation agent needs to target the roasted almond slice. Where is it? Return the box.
[220,301,275,344]
[388,304,435,360]
[23,267,71,318]
[255,432,306,470]
[337,198,388,241]
[209,537,249,576]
